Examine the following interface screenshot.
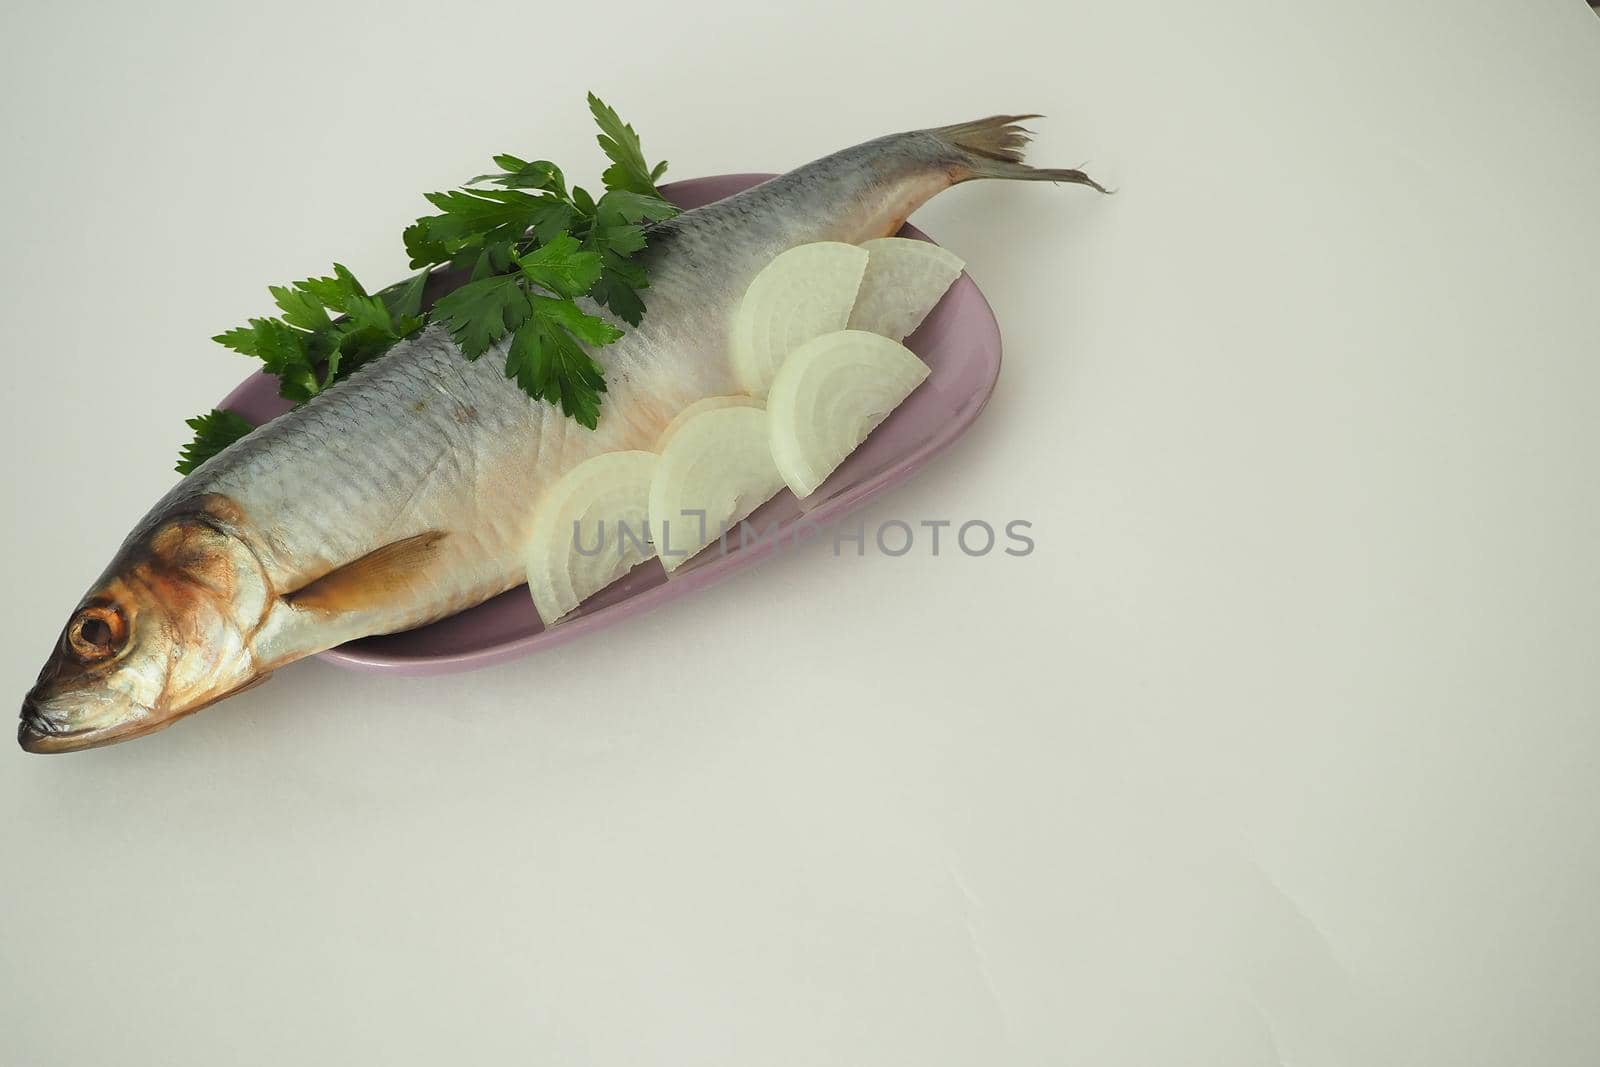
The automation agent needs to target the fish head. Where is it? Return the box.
[19,508,272,753]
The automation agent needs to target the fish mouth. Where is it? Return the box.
[17,707,51,753]
[17,698,166,754]
[16,674,270,753]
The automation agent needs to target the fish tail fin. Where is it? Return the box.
[932,114,1109,193]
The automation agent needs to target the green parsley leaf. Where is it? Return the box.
[341,289,397,336]
[380,270,430,321]
[516,233,604,298]
[470,157,568,196]
[176,409,254,475]
[431,274,533,359]
[269,284,333,333]
[506,306,609,428]
[293,264,368,314]
[594,189,678,226]
[467,238,520,281]
[325,323,402,384]
[212,259,422,413]
[589,252,650,326]
[417,188,558,244]
[531,294,622,347]
[588,92,668,197]
[237,318,317,401]
[403,220,450,270]
[213,325,263,357]
[595,222,647,256]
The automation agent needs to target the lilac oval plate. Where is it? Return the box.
[217,173,1002,675]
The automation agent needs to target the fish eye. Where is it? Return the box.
[66,604,127,662]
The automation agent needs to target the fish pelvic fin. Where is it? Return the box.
[932,114,1108,194]
[285,531,449,614]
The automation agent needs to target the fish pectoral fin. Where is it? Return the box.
[285,531,449,613]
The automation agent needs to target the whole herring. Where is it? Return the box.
[20,115,1101,752]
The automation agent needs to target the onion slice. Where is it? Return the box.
[654,395,763,452]
[766,329,930,497]
[731,241,868,397]
[526,450,659,625]
[649,406,785,572]
[846,237,965,341]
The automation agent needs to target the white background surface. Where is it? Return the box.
[3,2,1599,1064]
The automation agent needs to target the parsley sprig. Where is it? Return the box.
[177,93,675,474]
[211,264,426,403]
[176,409,255,475]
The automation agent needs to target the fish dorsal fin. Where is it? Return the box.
[285,531,448,613]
